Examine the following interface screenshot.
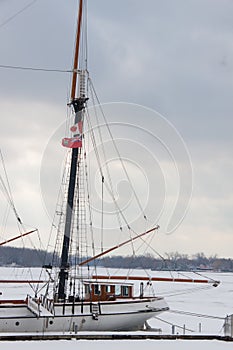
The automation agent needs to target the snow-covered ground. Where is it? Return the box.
[0,267,232,349]
[0,340,232,350]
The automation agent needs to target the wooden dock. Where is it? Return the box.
[0,333,232,342]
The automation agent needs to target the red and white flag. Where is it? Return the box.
[62,136,82,148]
[70,121,83,134]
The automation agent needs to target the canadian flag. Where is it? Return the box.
[62,136,82,148]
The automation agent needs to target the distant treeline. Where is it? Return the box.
[0,247,233,272]
[0,246,53,267]
[99,252,233,272]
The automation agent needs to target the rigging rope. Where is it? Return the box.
[89,82,125,234]
[156,284,213,298]
[0,150,46,295]
[0,150,22,225]
[1,203,10,239]
[83,113,100,281]
[101,175,104,253]
[85,107,130,229]
[0,0,38,29]
[193,270,220,284]
[0,64,72,73]
[88,78,147,220]
[88,84,123,230]
[169,309,225,320]
[154,315,195,333]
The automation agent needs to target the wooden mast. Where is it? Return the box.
[71,0,83,100]
[57,0,84,301]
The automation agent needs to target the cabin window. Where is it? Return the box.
[122,286,129,297]
[94,284,101,295]
[115,285,121,296]
[105,285,111,293]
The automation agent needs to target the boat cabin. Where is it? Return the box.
[84,281,134,302]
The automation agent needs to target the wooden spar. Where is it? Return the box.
[79,225,159,266]
[70,0,83,100]
[0,229,37,247]
[0,280,47,284]
[91,275,220,286]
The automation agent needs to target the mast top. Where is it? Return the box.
[70,0,83,101]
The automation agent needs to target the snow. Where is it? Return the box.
[0,340,232,350]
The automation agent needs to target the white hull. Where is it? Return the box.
[0,297,168,333]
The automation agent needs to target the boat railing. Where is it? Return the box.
[26,294,54,317]
[41,294,55,315]
[26,295,41,316]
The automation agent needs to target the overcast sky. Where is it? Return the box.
[0,0,233,258]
